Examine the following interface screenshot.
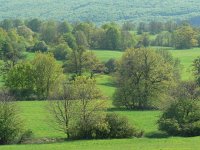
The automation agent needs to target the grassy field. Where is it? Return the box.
[1,101,200,150]
[93,48,200,80]
[1,48,200,149]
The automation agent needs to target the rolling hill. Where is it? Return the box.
[1,0,200,24]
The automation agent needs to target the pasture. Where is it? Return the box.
[1,48,200,149]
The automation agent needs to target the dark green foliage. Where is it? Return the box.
[27,19,42,32]
[29,41,48,52]
[57,21,72,34]
[105,113,143,138]
[104,26,120,50]
[52,44,72,60]
[105,58,116,74]
[158,99,200,136]
[40,21,58,44]
[0,19,13,31]
[193,56,200,85]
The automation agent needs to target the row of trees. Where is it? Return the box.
[1,18,200,59]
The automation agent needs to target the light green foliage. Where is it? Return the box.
[5,61,35,99]
[114,48,174,109]
[17,26,34,43]
[32,53,64,100]
[173,25,198,49]
[5,53,64,100]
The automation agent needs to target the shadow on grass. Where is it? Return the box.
[99,82,116,88]
[145,131,170,139]
[107,107,158,112]
[107,107,132,112]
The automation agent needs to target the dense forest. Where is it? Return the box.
[1,0,200,24]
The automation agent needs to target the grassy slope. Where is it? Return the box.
[93,48,200,80]
[1,48,200,149]
[2,137,200,150]
[1,101,200,150]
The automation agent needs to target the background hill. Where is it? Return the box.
[1,0,200,24]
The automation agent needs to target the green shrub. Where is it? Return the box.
[0,91,24,145]
[69,113,143,140]
[106,113,143,138]
[69,116,110,140]
[158,99,200,136]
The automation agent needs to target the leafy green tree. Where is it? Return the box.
[40,21,58,44]
[149,21,164,34]
[32,52,64,100]
[63,33,77,50]
[193,56,200,85]
[153,31,173,47]
[137,22,147,34]
[27,19,42,32]
[5,61,35,99]
[105,58,116,74]
[120,31,136,50]
[31,41,48,52]
[17,25,34,43]
[122,22,135,31]
[0,19,13,31]
[48,76,105,139]
[104,26,121,50]
[136,33,150,48]
[67,76,106,139]
[82,51,104,78]
[13,19,24,28]
[52,43,72,60]
[156,50,181,82]
[114,48,174,110]
[58,21,72,34]
[75,31,89,48]
[173,25,198,49]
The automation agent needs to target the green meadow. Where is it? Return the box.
[1,48,200,149]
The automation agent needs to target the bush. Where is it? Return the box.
[18,130,34,143]
[104,58,116,74]
[52,44,72,60]
[158,99,200,136]
[69,113,143,140]
[0,90,24,145]
[106,113,143,138]
[69,116,110,140]
[28,41,48,52]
